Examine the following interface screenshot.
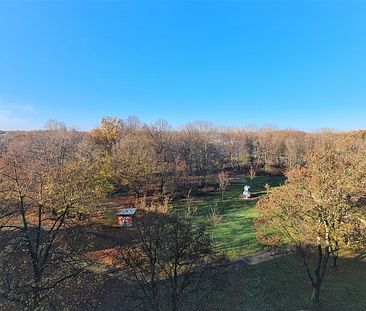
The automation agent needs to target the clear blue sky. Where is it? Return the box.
[0,1,365,131]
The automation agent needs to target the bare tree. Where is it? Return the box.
[207,203,222,226]
[116,200,216,311]
[249,162,256,186]
[185,188,197,218]
[218,171,230,201]
[0,131,106,310]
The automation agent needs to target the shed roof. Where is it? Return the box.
[116,208,137,216]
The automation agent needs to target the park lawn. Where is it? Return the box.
[174,176,285,258]
[183,254,366,311]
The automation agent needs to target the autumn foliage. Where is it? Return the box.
[255,138,366,302]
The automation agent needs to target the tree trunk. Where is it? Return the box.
[31,284,41,311]
[171,266,179,311]
[151,297,159,311]
[311,282,322,304]
[332,241,339,268]
[150,282,159,311]
[171,292,179,311]
[160,174,165,192]
[221,189,224,201]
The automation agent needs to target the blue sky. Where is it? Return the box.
[0,1,365,131]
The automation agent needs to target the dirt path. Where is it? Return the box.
[230,247,294,270]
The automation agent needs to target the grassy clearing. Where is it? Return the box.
[174,176,285,258]
[98,253,366,311]
[174,175,366,310]
[184,254,366,311]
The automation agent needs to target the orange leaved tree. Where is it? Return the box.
[255,139,366,304]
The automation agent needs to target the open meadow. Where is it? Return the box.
[174,176,285,258]
[94,175,366,311]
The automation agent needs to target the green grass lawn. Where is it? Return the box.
[184,254,366,311]
[174,176,285,258]
[174,175,366,310]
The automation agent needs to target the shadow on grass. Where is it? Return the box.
[180,254,366,311]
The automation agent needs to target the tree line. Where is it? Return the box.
[1,117,358,199]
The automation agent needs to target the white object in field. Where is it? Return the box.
[243,185,251,199]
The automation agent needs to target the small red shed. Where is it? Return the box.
[116,208,137,227]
